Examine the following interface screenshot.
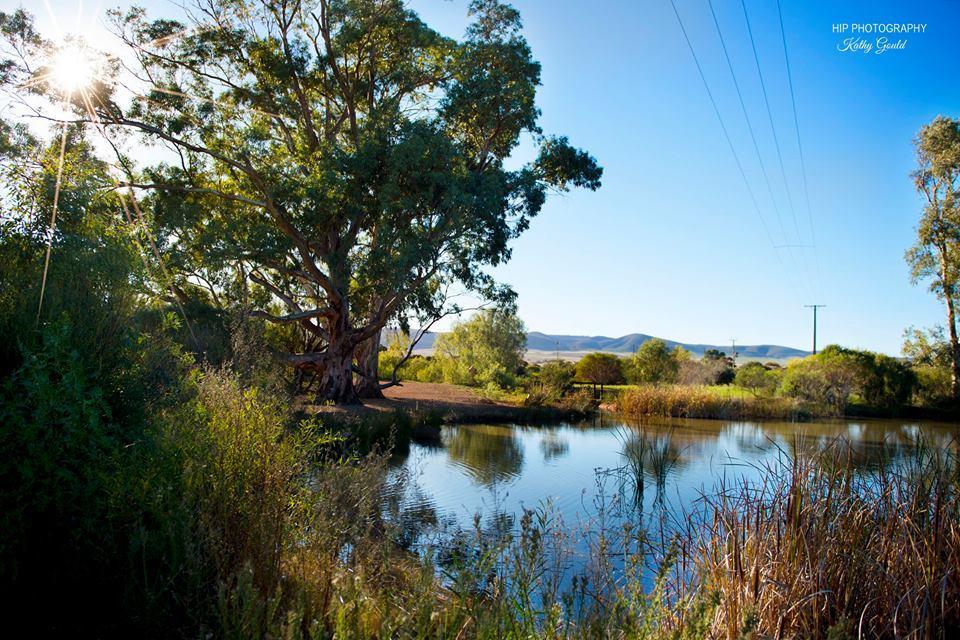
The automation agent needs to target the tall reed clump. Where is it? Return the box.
[617,385,803,420]
[680,441,960,639]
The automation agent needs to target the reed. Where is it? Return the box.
[616,384,804,420]
[677,440,960,639]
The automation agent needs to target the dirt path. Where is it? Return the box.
[300,381,524,422]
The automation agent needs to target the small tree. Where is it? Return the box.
[702,349,736,384]
[434,309,526,389]
[629,339,679,385]
[780,346,864,414]
[735,362,777,397]
[575,352,624,396]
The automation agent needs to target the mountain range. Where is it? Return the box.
[408,331,809,360]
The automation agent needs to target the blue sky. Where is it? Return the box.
[409,0,960,355]
[21,0,960,354]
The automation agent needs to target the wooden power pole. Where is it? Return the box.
[804,304,826,354]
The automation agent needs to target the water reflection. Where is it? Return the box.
[616,428,685,508]
[444,424,524,486]
[389,416,959,561]
[539,433,569,462]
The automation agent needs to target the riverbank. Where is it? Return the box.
[299,381,594,446]
[302,381,591,422]
[613,384,960,422]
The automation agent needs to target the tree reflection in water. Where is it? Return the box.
[444,425,524,487]
[539,432,570,462]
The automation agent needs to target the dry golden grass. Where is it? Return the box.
[616,384,803,420]
[677,443,960,639]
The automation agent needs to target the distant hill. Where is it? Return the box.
[405,330,809,360]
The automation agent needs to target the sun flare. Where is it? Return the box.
[49,44,98,94]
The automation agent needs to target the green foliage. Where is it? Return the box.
[575,352,625,386]
[781,346,916,414]
[378,332,413,381]
[433,309,526,389]
[913,365,952,407]
[627,339,680,385]
[904,116,960,398]
[1,0,602,401]
[903,325,953,367]
[858,352,916,410]
[734,361,779,397]
[538,360,576,396]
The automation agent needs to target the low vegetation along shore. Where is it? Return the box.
[615,384,805,420]
[8,354,958,638]
[378,318,957,423]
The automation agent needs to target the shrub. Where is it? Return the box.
[734,361,778,396]
[678,357,728,385]
[781,346,917,414]
[913,364,952,406]
[538,360,576,396]
[433,309,526,389]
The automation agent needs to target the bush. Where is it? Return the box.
[432,309,526,389]
[781,346,917,414]
[576,352,625,389]
[913,364,952,406]
[538,360,576,396]
[626,340,680,385]
[734,361,779,397]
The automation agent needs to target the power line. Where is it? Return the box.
[706,0,812,302]
[666,0,801,296]
[739,0,802,245]
[776,0,824,300]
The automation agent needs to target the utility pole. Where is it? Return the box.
[730,338,738,363]
[804,305,826,354]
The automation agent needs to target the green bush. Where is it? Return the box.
[576,352,625,388]
[734,361,779,397]
[538,360,576,396]
[433,309,526,389]
[781,346,917,414]
[913,364,952,406]
[625,340,679,385]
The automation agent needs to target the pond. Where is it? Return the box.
[386,415,960,582]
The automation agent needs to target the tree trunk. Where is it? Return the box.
[354,330,385,399]
[316,344,358,403]
[938,248,960,400]
[315,305,359,404]
[946,295,960,399]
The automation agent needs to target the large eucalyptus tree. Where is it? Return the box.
[7,0,602,402]
[906,117,960,398]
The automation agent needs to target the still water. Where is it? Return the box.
[387,416,959,558]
